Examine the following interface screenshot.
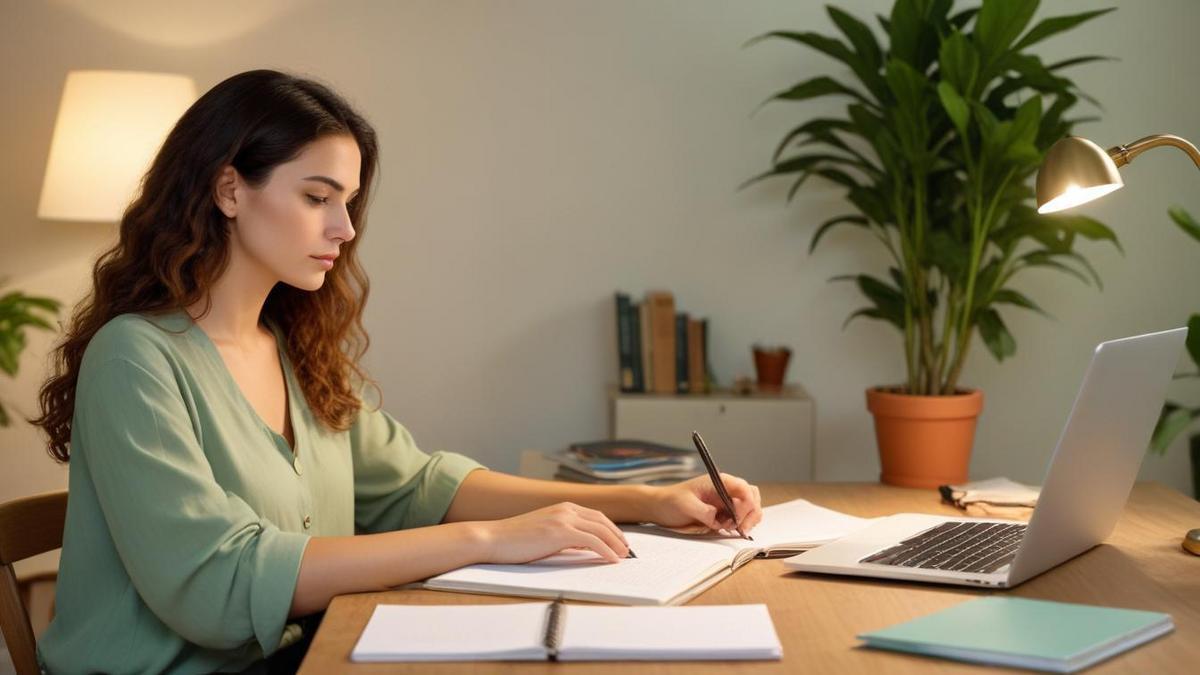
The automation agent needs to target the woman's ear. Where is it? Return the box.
[213,165,239,219]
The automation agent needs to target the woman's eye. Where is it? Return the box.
[307,194,328,205]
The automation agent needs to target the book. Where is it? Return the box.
[350,602,783,662]
[629,301,644,392]
[552,465,701,486]
[645,291,676,394]
[675,312,689,393]
[569,439,695,464]
[858,597,1174,673]
[544,450,700,481]
[638,301,653,393]
[424,498,871,606]
[701,318,714,390]
[614,293,634,392]
[687,317,704,394]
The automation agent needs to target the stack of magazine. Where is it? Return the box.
[545,439,703,485]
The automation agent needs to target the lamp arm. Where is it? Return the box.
[1107,134,1200,171]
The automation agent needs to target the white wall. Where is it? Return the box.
[3,0,1198,524]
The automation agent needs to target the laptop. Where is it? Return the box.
[785,327,1188,589]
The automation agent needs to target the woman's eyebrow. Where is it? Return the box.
[303,175,360,196]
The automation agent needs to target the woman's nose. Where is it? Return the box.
[330,210,356,243]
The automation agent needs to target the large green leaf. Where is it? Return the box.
[748,31,888,104]
[1168,206,1200,244]
[936,81,970,137]
[927,229,968,281]
[1019,250,1091,286]
[1188,314,1200,370]
[771,118,857,162]
[740,153,859,190]
[1013,8,1116,52]
[828,6,882,69]
[1149,403,1200,455]
[833,274,905,329]
[810,215,869,253]
[974,0,1039,68]
[847,185,891,224]
[885,58,927,112]
[762,76,873,110]
[976,307,1017,361]
[991,288,1049,317]
[938,30,979,96]
[1046,212,1123,253]
[1047,55,1115,72]
[1009,95,1041,146]
[888,0,924,67]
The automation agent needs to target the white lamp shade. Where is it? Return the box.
[37,70,196,222]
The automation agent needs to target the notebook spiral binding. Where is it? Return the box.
[543,596,565,661]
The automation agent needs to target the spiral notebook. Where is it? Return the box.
[350,602,783,662]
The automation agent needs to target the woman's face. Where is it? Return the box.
[221,133,362,292]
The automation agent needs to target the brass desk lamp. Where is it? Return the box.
[1036,134,1200,556]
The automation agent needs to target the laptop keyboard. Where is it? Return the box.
[860,521,1027,574]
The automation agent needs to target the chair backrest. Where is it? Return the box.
[0,490,68,675]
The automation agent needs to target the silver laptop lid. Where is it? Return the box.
[1007,327,1187,585]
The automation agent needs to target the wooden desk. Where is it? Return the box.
[299,482,1200,673]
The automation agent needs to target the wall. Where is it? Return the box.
[3,0,1197,527]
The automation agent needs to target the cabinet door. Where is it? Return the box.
[612,398,812,482]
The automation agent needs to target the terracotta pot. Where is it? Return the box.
[866,387,983,488]
[753,346,792,392]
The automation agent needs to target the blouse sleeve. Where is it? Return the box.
[75,356,310,655]
[349,403,486,534]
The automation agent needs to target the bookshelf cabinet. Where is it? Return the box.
[608,386,815,482]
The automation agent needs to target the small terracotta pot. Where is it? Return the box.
[866,387,983,488]
[753,346,792,392]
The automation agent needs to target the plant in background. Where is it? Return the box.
[1149,207,1200,459]
[746,0,1118,395]
[0,286,61,426]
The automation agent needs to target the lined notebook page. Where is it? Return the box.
[424,498,870,604]
[427,531,735,605]
[559,604,783,661]
[631,498,871,553]
[351,603,549,662]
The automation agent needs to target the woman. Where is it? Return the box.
[32,69,763,674]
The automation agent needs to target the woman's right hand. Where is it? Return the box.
[474,502,631,564]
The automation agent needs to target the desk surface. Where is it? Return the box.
[299,482,1200,673]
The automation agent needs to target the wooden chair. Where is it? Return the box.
[0,490,67,675]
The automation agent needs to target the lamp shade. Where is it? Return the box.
[1035,136,1123,214]
[37,70,196,222]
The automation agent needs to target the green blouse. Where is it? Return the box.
[37,310,486,674]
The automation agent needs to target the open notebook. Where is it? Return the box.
[351,602,783,662]
[424,498,869,605]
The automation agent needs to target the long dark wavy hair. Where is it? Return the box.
[33,69,380,462]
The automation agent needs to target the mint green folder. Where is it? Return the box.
[858,597,1173,673]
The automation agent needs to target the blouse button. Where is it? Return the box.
[303,515,312,529]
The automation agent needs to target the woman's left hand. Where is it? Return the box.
[646,473,763,535]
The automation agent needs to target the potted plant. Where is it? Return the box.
[0,286,61,426]
[747,0,1119,487]
[1149,207,1200,498]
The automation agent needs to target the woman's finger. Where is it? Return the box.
[572,504,630,547]
[745,485,764,530]
[571,514,628,557]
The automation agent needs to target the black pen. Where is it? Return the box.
[691,430,753,541]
